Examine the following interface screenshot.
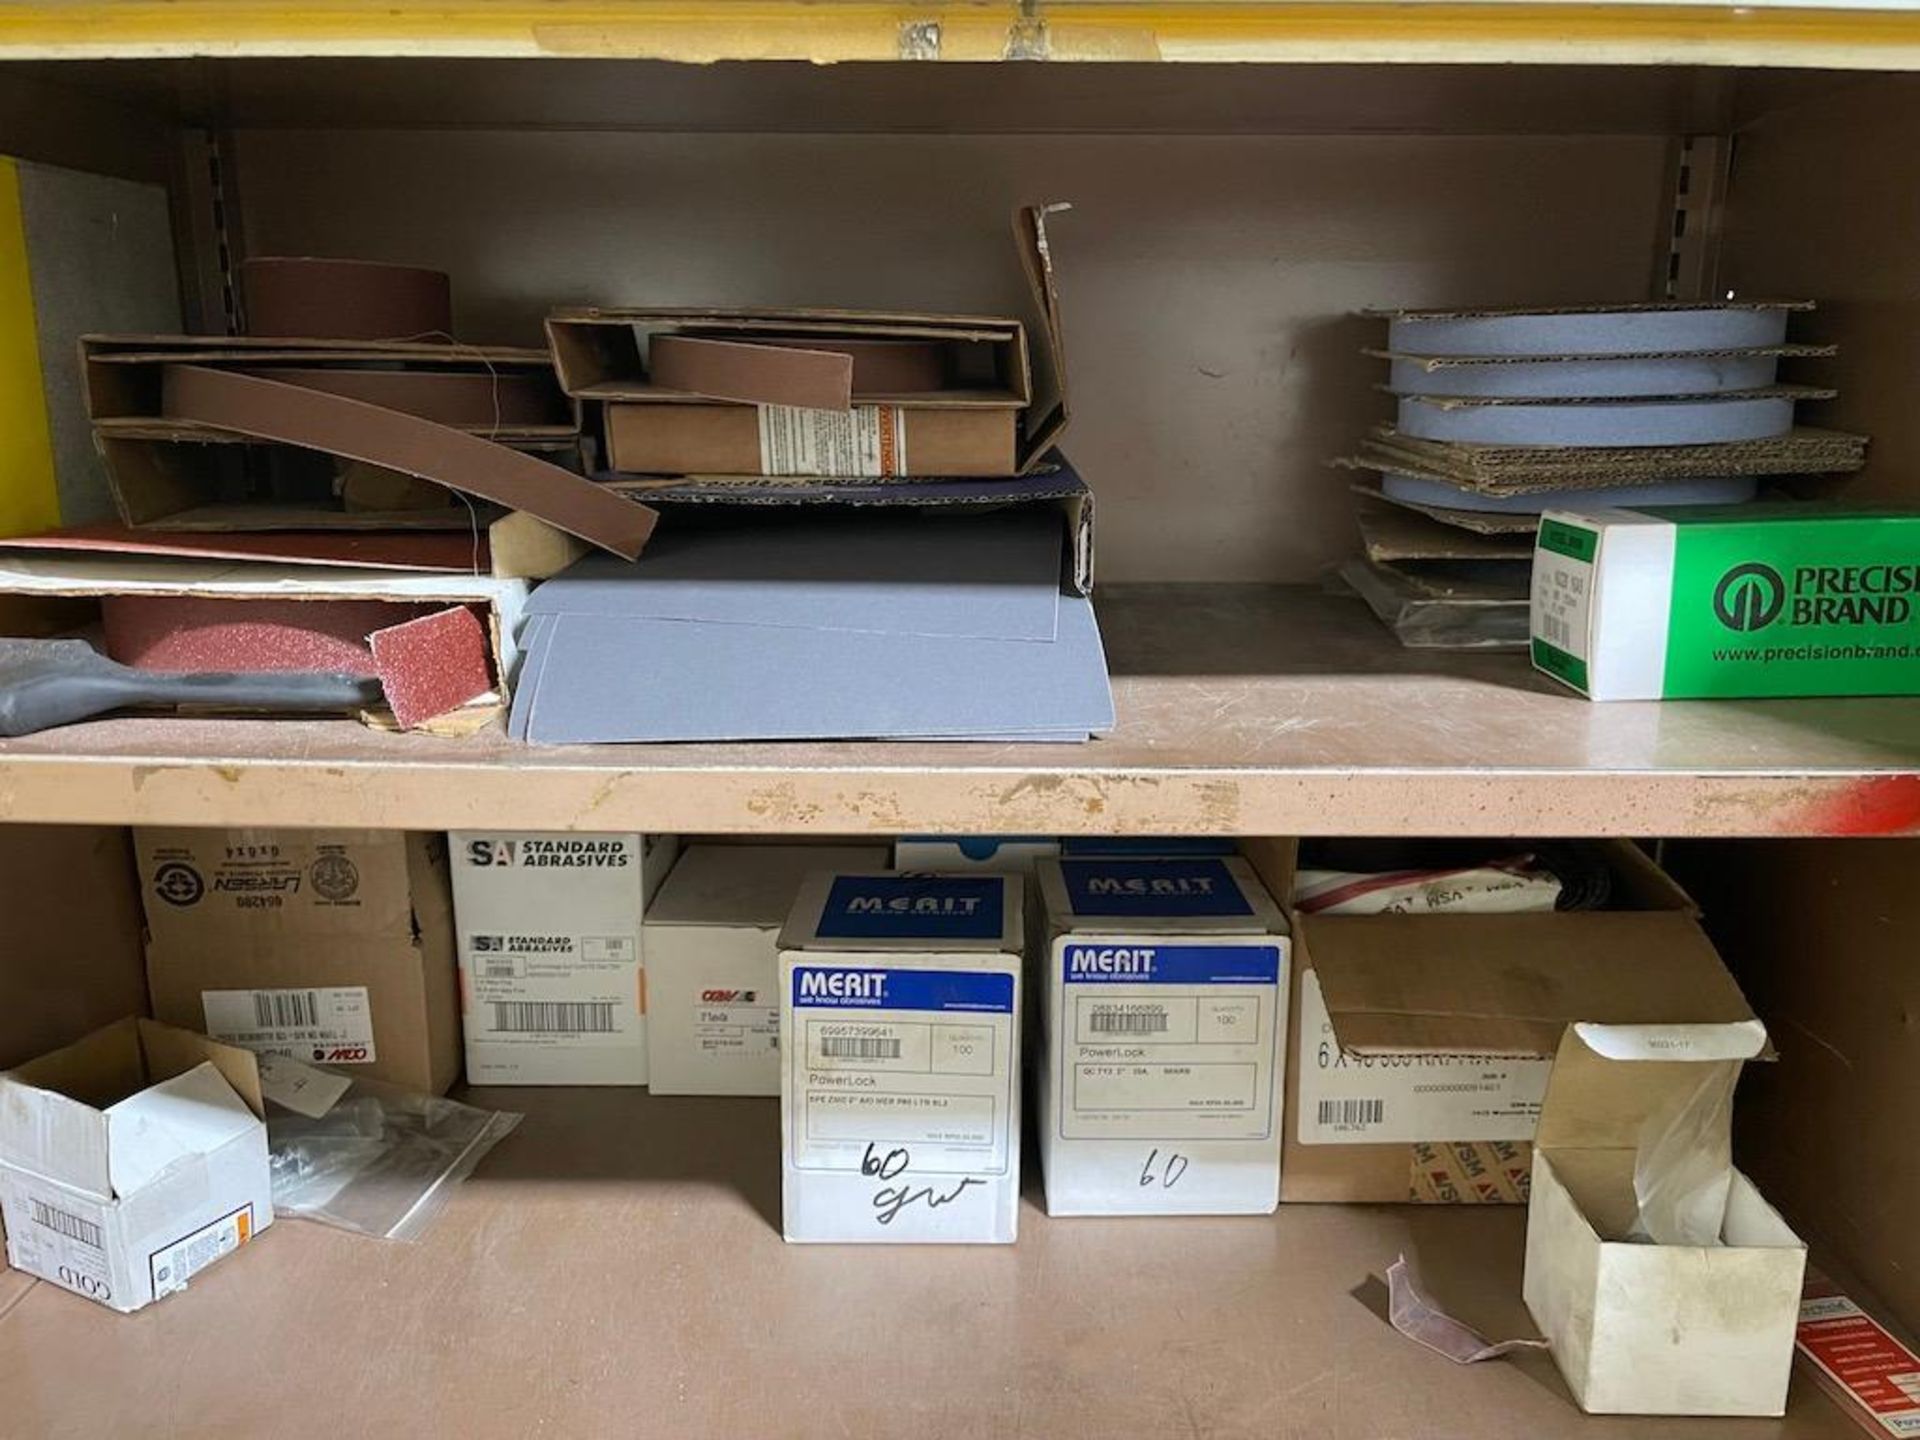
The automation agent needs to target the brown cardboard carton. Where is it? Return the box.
[1281,840,1701,1203]
[135,828,460,1095]
[549,204,1069,478]
[0,826,148,1071]
[602,401,1017,478]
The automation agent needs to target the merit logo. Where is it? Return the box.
[797,970,886,1002]
[1087,876,1215,898]
[847,894,982,916]
[1713,563,1786,632]
[1069,947,1155,976]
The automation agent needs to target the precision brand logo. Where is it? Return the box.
[1713,562,1786,632]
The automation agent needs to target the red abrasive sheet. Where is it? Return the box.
[368,605,495,729]
[101,595,430,675]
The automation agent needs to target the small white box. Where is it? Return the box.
[1523,1020,1807,1415]
[1036,856,1289,1216]
[0,1018,273,1313]
[643,843,889,1095]
[778,872,1024,1245]
[450,832,679,1085]
[892,836,1060,874]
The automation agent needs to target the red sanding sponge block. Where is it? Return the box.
[368,605,494,729]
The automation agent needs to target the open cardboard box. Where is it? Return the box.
[1282,841,1709,1204]
[0,1018,272,1314]
[1523,1017,1806,1416]
[551,205,1068,479]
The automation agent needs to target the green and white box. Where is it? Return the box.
[1531,505,1920,701]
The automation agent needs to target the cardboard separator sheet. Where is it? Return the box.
[1348,425,1868,491]
[156,366,654,560]
[0,524,492,574]
[1371,344,1835,399]
[1355,498,1534,562]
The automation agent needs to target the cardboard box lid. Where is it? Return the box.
[0,1018,264,1200]
[646,844,892,929]
[1304,910,1749,1060]
[1534,1016,1769,1155]
[779,872,1024,955]
[1039,855,1286,936]
[611,460,1095,597]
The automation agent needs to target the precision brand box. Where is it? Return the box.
[643,843,888,1095]
[1531,504,1920,700]
[1036,856,1290,1216]
[778,872,1024,1244]
[450,832,679,1085]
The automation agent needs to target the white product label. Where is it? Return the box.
[789,967,1013,1179]
[694,990,779,1061]
[255,1054,353,1119]
[149,1206,253,1298]
[1057,943,1282,1144]
[757,404,907,477]
[3,1183,115,1305]
[464,931,639,1048]
[202,986,376,1066]
[1532,536,1595,662]
[1296,971,1551,1145]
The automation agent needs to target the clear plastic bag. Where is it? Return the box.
[1629,1064,1738,1246]
[267,1071,521,1242]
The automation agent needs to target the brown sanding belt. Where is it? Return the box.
[159,364,657,560]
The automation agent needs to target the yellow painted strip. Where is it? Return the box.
[0,1,1917,68]
[0,158,59,539]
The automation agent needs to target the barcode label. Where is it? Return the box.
[820,1036,902,1060]
[31,1199,102,1250]
[480,958,517,979]
[253,990,320,1029]
[1089,1009,1169,1035]
[1318,1098,1385,1128]
[491,1001,617,1034]
[1542,612,1571,647]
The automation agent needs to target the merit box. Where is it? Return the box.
[450,832,679,1085]
[1531,504,1920,700]
[777,872,1024,1245]
[1036,856,1290,1216]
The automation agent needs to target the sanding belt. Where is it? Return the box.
[160,364,657,560]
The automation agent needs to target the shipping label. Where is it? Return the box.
[1057,942,1281,1142]
[1799,1294,1920,1436]
[789,967,1014,1177]
[149,1206,253,1299]
[1532,517,1597,692]
[1,1179,116,1306]
[1295,970,1550,1145]
[462,931,639,1048]
[693,988,779,1061]
[757,404,907,477]
[202,986,377,1066]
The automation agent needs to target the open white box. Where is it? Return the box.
[1523,1016,1807,1416]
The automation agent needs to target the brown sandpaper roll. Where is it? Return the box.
[241,258,454,343]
